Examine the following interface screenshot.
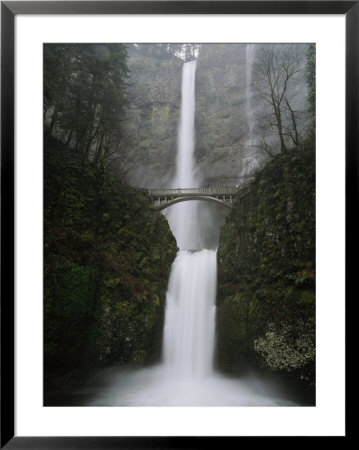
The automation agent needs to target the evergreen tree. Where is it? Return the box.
[44,44,129,167]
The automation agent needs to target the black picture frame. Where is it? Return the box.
[1,1,353,447]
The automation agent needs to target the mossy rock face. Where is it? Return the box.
[216,144,315,388]
[44,137,178,388]
[118,49,183,188]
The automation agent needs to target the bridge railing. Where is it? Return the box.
[148,187,238,197]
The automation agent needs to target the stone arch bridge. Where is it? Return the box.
[146,187,238,211]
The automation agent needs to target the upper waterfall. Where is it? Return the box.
[174,60,197,188]
[166,60,201,250]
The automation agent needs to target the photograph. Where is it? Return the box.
[43,42,316,407]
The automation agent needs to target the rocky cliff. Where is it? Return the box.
[216,144,315,388]
[44,137,178,388]
[195,44,262,187]
[120,44,309,191]
[117,47,183,188]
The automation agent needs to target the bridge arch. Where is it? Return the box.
[154,195,230,211]
[147,187,238,211]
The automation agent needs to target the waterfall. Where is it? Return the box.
[240,156,260,179]
[166,60,200,250]
[246,44,256,143]
[87,56,293,407]
[163,60,217,380]
[163,249,217,379]
[238,44,259,185]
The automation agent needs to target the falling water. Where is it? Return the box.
[237,44,259,185]
[84,58,296,407]
[163,249,217,379]
[240,156,260,179]
[246,44,256,143]
[164,60,217,380]
[166,60,200,250]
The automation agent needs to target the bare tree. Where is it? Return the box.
[253,44,306,155]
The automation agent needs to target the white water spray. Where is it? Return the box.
[87,58,295,407]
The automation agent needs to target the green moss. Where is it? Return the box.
[298,290,315,306]
[44,137,178,388]
[216,144,315,387]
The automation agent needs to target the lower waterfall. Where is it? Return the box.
[87,246,292,406]
[87,246,293,405]
[163,249,217,380]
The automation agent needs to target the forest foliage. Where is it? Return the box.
[44,44,129,167]
[43,138,177,387]
[216,143,315,387]
[44,44,180,389]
